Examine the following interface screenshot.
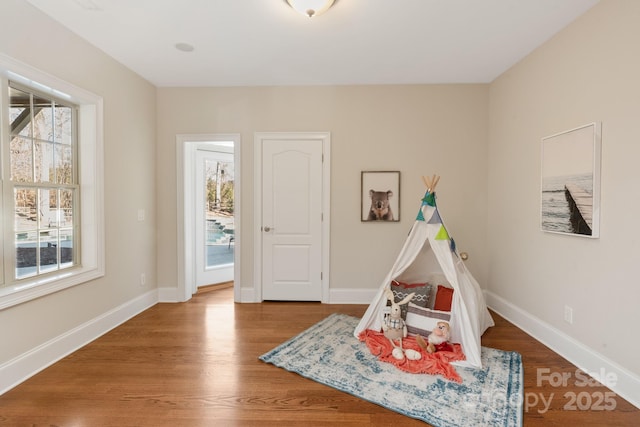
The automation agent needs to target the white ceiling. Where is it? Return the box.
[25,0,599,87]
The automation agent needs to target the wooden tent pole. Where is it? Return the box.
[421,174,440,192]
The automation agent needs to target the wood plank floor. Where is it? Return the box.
[0,286,637,426]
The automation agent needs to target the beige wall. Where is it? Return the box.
[488,0,640,375]
[0,0,156,363]
[156,85,489,297]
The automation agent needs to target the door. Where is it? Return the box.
[260,137,324,301]
[195,149,234,288]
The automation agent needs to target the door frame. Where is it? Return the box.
[253,132,331,303]
[176,133,241,303]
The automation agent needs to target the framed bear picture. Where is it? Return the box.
[361,171,400,222]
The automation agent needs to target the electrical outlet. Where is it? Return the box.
[564,305,573,324]
[140,273,146,287]
[137,209,145,221]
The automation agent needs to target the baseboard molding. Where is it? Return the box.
[328,287,377,304]
[0,289,158,396]
[485,290,640,410]
[158,286,180,302]
[239,287,259,303]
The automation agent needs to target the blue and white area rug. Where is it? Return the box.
[259,313,523,427]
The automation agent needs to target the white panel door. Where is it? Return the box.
[261,139,323,301]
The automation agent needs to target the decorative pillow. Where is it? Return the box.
[433,285,454,312]
[390,280,433,318]
[405,302,451,337]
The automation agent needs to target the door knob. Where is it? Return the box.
[264,226,272,232]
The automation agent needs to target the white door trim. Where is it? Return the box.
[176,133,241,303]
[253,132,331,303]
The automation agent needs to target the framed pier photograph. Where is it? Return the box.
[540,122,601,238]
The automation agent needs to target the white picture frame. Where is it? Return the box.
[540,122,601,238]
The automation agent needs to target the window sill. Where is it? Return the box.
[0,266,104,310]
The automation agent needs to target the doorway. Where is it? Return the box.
[177,134,241,303]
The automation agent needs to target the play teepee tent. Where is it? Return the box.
[354,175,494,369]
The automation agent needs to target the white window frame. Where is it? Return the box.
[0,54,104,310]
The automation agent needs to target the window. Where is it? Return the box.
[9,82,78,280]
[0,54,104,309]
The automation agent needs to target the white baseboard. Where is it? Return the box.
[0,289,158,396]
[328,287,377,304]
[485,290,640,410]
[157,286,180,302]
[239,287,259,303]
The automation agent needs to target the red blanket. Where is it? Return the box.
[358,329,466,383]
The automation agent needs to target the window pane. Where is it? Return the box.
[61,189,73,226]
[10,136,34,182]
[60,228,74,268]
[39,188,58,228]
[9,86,31,137]
[40,230,59,274]
[36,141,55,183]
[16,231,37,279]
[15,188,37,232]
[54,103,73,144]
[205,160,234,212]
[33,94,53,142]
[55,144,73,184]
[204,159,234,269]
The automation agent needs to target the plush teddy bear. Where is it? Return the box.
[416,321,453,353]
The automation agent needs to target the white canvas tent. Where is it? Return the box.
[354,176,494,369]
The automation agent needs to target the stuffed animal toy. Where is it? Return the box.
[416,321,453,354]
[382,287,422,360]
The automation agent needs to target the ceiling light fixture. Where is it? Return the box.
[286,0,335,18]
